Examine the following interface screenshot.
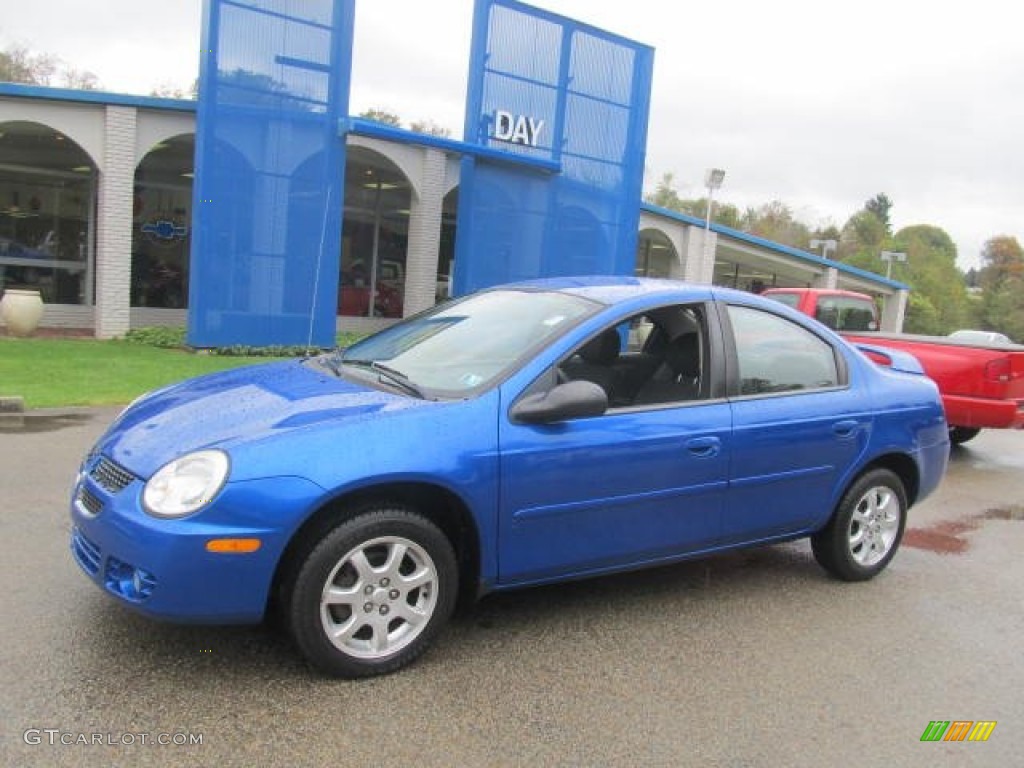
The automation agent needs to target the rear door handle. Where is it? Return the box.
[832,420,860,438]
[686,436,721,458]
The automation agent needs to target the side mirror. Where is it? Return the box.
[512,380,608,424]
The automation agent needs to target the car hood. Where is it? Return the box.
[97,360,430,478]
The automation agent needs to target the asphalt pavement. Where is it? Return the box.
[1,407,1022,767]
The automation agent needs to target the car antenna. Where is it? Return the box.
[306,185,332,355]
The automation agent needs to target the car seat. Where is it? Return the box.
[559,328,621,397]
[632,332,700,405]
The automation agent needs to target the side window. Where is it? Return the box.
[728,305,840,395]
[557,305,707,408]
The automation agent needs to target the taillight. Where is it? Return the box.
[985,357,1011,383]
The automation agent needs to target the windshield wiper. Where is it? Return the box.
[318,353,344,376]
[341,359,427,399]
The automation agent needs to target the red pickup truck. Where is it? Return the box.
[763,288,1024,444]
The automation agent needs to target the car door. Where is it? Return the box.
[720,302,872,542]
[496,303,732,585]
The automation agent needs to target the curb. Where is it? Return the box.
[0,405,108,432]
[0,396,26,413]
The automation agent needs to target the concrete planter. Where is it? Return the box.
[1,289,45,337]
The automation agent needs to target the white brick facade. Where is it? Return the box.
[94,106,136,338]
[403,148,446,317]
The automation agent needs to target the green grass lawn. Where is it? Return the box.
[0,337,288,409]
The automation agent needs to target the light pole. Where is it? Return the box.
[809,238,837,260]
[703,168,726,270]
[880,250,906,280]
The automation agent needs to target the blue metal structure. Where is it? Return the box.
[453,0,654,296]
[187,0,355,347]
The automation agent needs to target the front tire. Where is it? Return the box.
[287,507,457,678]
[811,468,907,582]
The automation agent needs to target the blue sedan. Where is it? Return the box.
[70,278,949,677]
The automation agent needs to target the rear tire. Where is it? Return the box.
[949,426,981,445]
[811,468,907,582]
[286,506,457,678]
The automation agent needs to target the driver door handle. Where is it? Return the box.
[832,419,860,438]
[685,436,721,458]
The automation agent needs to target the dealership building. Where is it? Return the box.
[0,1,908,341]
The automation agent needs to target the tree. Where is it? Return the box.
[409,119,451,138]
[741,200,811,249]
[810,224,842,244]
[708,200,742,229]
[150,80,198,100]
[978,235,1024,290]
[896,225,968,334]
[645,172,684,211]
[1,43,100,90]
[61,68,99,91]
[864,193,893,235]
[0,44,57,85]
[644,173,741,227]
[838,194,895,261]
[358,108,402,127]
[976,236,1024,341]
[978,280,1024,343]
[839,210,886,259]
[840,223,968,334]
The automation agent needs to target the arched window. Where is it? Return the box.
[437,187,458,303]
[340,147,412,318]
[0,120,97,305]
[131,134,194,308]
[636,228,676,278]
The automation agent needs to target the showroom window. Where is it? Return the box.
[436,187,458,304]
[713,259,784,294]
[0,121,96,305]
[340,147,411,318]
[635,228,676,278]
[131,134,194,308]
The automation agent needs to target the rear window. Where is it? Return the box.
[815,297,877,332]
[765,292,799,309]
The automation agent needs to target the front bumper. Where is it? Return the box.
[70,455,324,623]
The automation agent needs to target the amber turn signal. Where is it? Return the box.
[205,538,262,554]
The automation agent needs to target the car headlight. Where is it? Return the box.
[142,450,230,518]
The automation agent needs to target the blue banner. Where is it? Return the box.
[453,0,654,295]
[188,0,355,347]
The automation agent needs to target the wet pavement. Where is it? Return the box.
[1,409,1022,767]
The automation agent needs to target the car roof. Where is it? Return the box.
[763,287,872,299]
[497,275,719,306]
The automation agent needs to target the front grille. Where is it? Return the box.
[77,486,103,516]
[90,457,135,494]
[71,527,102,576]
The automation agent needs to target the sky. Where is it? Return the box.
[3,0,1021,271]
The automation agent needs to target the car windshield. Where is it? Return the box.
[338,289,599,396]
